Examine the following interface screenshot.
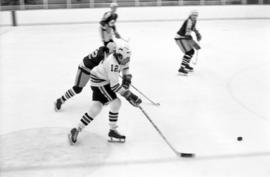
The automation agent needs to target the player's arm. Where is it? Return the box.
[112,25,121,39]
[121,63,132,89]
[122,62,130,75]
[193,26,202,41]
[82,48,100,70]
[111,14,121,38]
[108,63,141,107]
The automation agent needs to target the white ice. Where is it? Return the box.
[1,9,270,177]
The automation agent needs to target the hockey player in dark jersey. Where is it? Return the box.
[175,10,202,75]
[99,2,121,47]
[54,42,116,111]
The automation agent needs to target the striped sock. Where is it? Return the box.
[109,112,118,130]
[181,54,191,67]
[61,88,76,102]
[80,112,94,127]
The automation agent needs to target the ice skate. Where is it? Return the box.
[184,64,194,72]
[68,128,80,145]
[178,67,188,76]
[54,98,63,111]
[108,129,126,143]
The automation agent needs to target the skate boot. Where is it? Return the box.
[108,129,126,143]
[184,64,194,72]
[178,66,189,76]
[54,98,63,111]
[68,128,80,145]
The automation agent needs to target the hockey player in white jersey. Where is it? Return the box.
[68,40,141,144]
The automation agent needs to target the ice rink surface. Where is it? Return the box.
[1,8,270,177]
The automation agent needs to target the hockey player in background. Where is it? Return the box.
[68,40,141,144]
[175,10,202,75]
[100,2,121,47]
[54,42,116,111]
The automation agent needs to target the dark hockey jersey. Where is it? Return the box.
[83,46,109,70]
[177,18,197,36]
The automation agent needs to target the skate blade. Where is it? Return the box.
[108,137,125,143]
[178,72,188,76]
[68,134,76,145]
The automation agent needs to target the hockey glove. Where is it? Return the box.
[195,32,202,41]
[122,91,142,107]
[185,35,193,40]
[115,32,121,39]
[122,74,132,89]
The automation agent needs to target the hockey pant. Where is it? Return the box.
[175,38,200,53]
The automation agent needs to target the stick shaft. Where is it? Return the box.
[130,84,158,105]
[193,50,199,65]
[195,50,199,63]
[138,106,179,155]
[119,75,159,105]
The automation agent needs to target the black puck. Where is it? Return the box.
[237,136,243,141]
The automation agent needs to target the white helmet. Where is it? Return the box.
[110,2,118,8]
[115,41,131,60]
[190,10,199,17]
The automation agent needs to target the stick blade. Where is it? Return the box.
[178,152,195,158]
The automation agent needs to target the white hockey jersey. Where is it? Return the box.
[90,54,129,94]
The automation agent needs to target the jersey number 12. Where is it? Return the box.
[110,65,119,72]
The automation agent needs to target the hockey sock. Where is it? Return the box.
[181,54,191,67]
[79,112,94,131]
[109,112,118,130]
[61,88,76,103]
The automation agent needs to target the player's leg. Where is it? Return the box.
[175,39,189,75]
[69,84,119,145]
[68,101,103,145]
[55,65,91,111]
[182,49,195,72]
[108,98,121,130]
[94,84,125,142]
[108,97,126,142]
[68,85,110,145]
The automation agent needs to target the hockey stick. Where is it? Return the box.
[138,105,195,158]
[192,50,199,65]
[119,75,160,106]
[121,37,130,43]
[130,84,160,106]
[192,41,200,65]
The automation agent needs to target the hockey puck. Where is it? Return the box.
[237,136,243,141]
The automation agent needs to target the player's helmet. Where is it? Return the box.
[115,41,131,65]
[110,2,118,8]
[190,10,199,17]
